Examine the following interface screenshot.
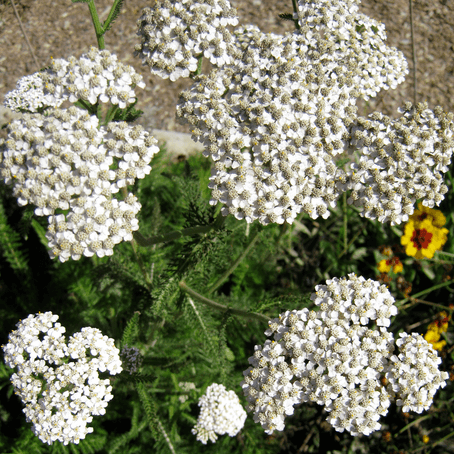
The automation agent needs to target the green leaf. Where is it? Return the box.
[102,0,125,33]
[121,311,141,348]
[278,13,295,21]
[0,202,29,274]
[31,218,49,250]
[134,381,160,442]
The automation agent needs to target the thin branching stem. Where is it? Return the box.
[396,279,454,307]
[157,419,176,454]
[398,414,433,435]
[315,221,367,284]
[399,297,451,312]
[408,430,454,454]
[179,281,270,323]
[134,212,226,247]
[121,187,153,290]
[409,0,417,105]
[187,297,216,351]
[10,0,40,71]
[207,229,260,294]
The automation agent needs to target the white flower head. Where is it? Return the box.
[0,107,160,263]
[40,47,145,108]
[386,332,449,414]
[346,103,453,225]
[2,312,122,445]
[192,383,246,444]
[4,72,61,113]
[135,0,239,81]
[243,274,446,437]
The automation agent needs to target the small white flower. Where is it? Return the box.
[192,383,246,444]
[3,312,122,445]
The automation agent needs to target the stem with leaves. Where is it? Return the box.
[207,229,261,294]
[179,281,270,323]
[133,211,226,247]
[75,0,125,50]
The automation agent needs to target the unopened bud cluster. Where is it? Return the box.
[120,345,143,374]
[192,383,247,444]
[2,312,122,445]
[135,0,239,81]
[0,108,159,262]
[242,274,448,436]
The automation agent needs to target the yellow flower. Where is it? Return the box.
[422,434,430,444]
[401,218,448,259]
[377,257,403,273]
[424,312,450,351]
[378,259,391,273]
[410,203,446,229]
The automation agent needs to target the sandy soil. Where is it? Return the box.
[0,0,453,134]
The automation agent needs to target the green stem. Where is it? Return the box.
[134,212,226,247]
[408,430,454,454]
[120,187,152,290]
[291,0,301,30]
[343,192,347,252]
[399,298,450,312]
[315,221,366,284]
[435,250,454,259]
[396,279,454,306]
[397,414,432,435]
[207,229,260,294]
[179,281,269,323]
[187,297,216,350]
[87,0,105,49]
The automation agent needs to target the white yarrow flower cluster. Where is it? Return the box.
[346,102,453,224]
[4,48,145,113]
[177,0,409,225]
[135,0,239,81]
[241,274,448,436]
[387,333,449,413]
[42,47,145,109]
[192,383,247,444]
[2,312,122,445]
[0,108,160,262]
[4,73,60,113]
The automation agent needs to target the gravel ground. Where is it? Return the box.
[0,0,453,134]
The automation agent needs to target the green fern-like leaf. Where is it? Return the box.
[102,0,125,33]
[278,13,295,21]
[111,99,143,123]
[0,202,29,274]
[121,312,141,348]
[135,381,160,442]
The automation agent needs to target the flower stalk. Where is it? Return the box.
[179,281,269,323]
